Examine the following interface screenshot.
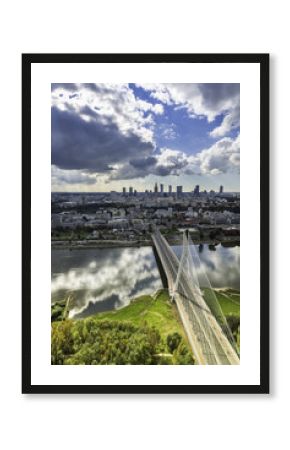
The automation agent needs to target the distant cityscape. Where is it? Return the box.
[122,183,226,197]
[52,183,240,246]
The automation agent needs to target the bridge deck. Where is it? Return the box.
[152,231,239,365]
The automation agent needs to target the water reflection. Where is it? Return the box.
[51,247,162,318]
[173,243,240,290]
[51,243,239,318]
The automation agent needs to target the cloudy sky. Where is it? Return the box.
[51,83,240,192]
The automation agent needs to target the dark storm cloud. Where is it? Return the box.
[51,83,240,185]
[51,83,79,92]
[129,156,157,169]
[154,165,172,176]
[51,106,154,173]
[111,152,188,180]
[197,83,240,110]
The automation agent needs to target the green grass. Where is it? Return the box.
[91,290,189,346]
[51,287,240,364]
[52,290,194,365]
[214,289,240,317]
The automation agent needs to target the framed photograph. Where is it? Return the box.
[22,53,269,394]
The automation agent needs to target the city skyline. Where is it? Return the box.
[121,183,226,194]
[51,181,236,194]
[51,83,240,192]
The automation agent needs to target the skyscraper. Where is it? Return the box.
[122,187,126,195]
[168,185,172,194]
[176,185,183,198]
[193,185,200,196]
[219,185,224,194]
[154,182,158,193]
[129,186,133,196]
[160,183,164,194]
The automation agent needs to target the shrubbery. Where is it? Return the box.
[167,332,182,353]
[173,342,194,365]
[51,318,194,365]
[52,319,162,365]
[226,314,240,350]
[233,325,240,350]
[51,302,66,322]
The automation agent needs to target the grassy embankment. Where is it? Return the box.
[51,288,240,365]
[91,288,240,352]
[213,288,240,349]
[51,290,194,365]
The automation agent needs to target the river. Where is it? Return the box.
[51,243,240,318]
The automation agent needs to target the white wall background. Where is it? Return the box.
[0,1,285,449]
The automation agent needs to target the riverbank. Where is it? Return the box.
[51,235,240,249]
[51,288,240,365]
[51,290,194,365]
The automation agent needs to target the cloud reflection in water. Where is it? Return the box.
[173,244,240,290]
[51,244,239,318]
[51,247,162,317]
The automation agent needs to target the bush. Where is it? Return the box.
[167,332,182,353]
[51,319,162,365]
[51,320,74,364]
[173,342,194,365]
[226,315,240,334]
[51,302,66,322]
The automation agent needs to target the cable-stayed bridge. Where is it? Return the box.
[152,230,240,365]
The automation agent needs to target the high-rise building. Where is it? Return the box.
[193,185,200,196]
[168,185,172,194]
[154,182,158,193]
[160,183,164,194]
[176,185,183,198]
[219,185,224,194]
[122,187,126,195]
[129,186,133,196]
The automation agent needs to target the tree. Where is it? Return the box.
[167,332,182,353]
[51,320,74,364]
[173,342,194,365]
[52,319,162,365]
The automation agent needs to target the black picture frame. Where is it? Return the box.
[22,53,269,394]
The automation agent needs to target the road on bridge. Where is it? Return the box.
[152,231,240,365]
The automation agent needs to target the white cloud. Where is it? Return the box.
[108,134,240,181]
[52,83,164,146]
[155,148,188,174]
[150,89,171,104]
[209,105,240,138]
[188,134,240,175]
[51,83,240,185]
[135,99,164,115]
[152,134,240,178]
[158,123,178,140]
[137,83,240,136]
[153,103,164,114]
[51,165,97,186]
